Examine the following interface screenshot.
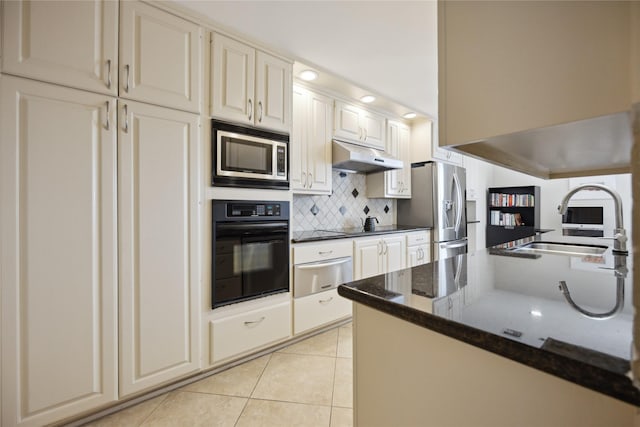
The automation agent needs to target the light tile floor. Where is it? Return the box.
[84,323,353,427]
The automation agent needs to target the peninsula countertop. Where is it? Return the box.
[338,230,639,406]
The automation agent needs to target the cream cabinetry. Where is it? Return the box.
[291,84,333,194]
[1,76,118,426]
[367,120,411,198]
[2,0,119,95]
[294,289,352,334]
[406,231,431,267]
[209,301,291,364]
[119,1,202,112]
[118,100,200,396]
[410,118,463,166]
[354,235,406,280]
[292,240,353,334]
[211,33,292,132]
[334,100,386,149]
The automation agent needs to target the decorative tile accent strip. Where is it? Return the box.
[292,170,396,231]
[363,206,370,214]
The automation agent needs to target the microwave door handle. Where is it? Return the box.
[452,172,463,234]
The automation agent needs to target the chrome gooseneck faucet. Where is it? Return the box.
[557,183,628,254]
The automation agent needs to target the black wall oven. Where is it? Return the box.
[212,200,289,308]
[212,119,289,189]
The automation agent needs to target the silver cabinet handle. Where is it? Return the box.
[359,127,363,140]
[106,59,112,89]
[302,171,307,188]
[364,128,368,141]
[258,101,263,122]
[124,64,130,92]
[318,297,334,304]
[308,172,312,188]
[248,99,253,121]
[383,241,388,254]
[244,316,265,327]
[318,250,333,255]
[377,241,383,255]
[105,101,110,130]
[123,104,129,133]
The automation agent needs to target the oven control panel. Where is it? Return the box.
[227,202,281,217]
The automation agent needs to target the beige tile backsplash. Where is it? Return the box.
[292,171,396,231]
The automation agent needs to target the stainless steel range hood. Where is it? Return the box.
[332,140,403,174]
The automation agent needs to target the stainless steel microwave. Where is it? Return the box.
[212,120,289,189]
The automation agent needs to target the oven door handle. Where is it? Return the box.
[217,222,289,234]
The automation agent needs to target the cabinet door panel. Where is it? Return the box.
[120,1,201,112]
[354,238,383,280]
[2,0,118,95]
[334,101,362,141]
[361,110,385,149]
[255,51,291,132]
[211,33,255,124]
[290,85,307,190]
[307,90,333,193]
[1,76,117,426]
[118,100,200,396]
[383,236,406,273]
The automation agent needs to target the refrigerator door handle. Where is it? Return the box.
[440,240,467,249]
[452,172,463,234]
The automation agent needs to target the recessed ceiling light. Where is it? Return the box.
[403,112,417,119]
[530,310,542,317]
[360,95,376,103]
[299,70,318,81]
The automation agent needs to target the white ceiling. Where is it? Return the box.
[173,1,439,119]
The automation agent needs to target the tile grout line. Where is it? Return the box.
[328,328,341,427]
[136,392,170,427]
[233,353,273,427]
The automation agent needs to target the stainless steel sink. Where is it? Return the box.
[510,241,608,256]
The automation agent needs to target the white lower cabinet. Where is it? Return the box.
[209,301,291,364]
[1,76,118,427]
[294,289,352,334]
[406,231,431,267]
[118,100,201,397]
[354,235,406,280]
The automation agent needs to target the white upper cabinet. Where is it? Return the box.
[120,1,201,112]
[291,84,333,194]
[2,0,119,95]
[367,120,411,198]
[334,100,386,149]
[410,118,463,166]
[1,76,118,427]
[118,100,200,396]
[211,33,292,132]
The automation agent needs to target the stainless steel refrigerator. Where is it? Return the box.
[398,161,467,261]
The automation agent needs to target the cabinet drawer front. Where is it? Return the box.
[294,289,352,334]
[210,302,291,363]
[293,240,352,264]
[407,231,430,246]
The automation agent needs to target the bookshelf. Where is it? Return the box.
[486,186,541,248]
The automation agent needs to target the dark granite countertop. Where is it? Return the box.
[338,230,639,406]
[291,225,430,243]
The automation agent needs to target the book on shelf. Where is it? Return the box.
[490,210,525,226]
[489,193,535,208]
